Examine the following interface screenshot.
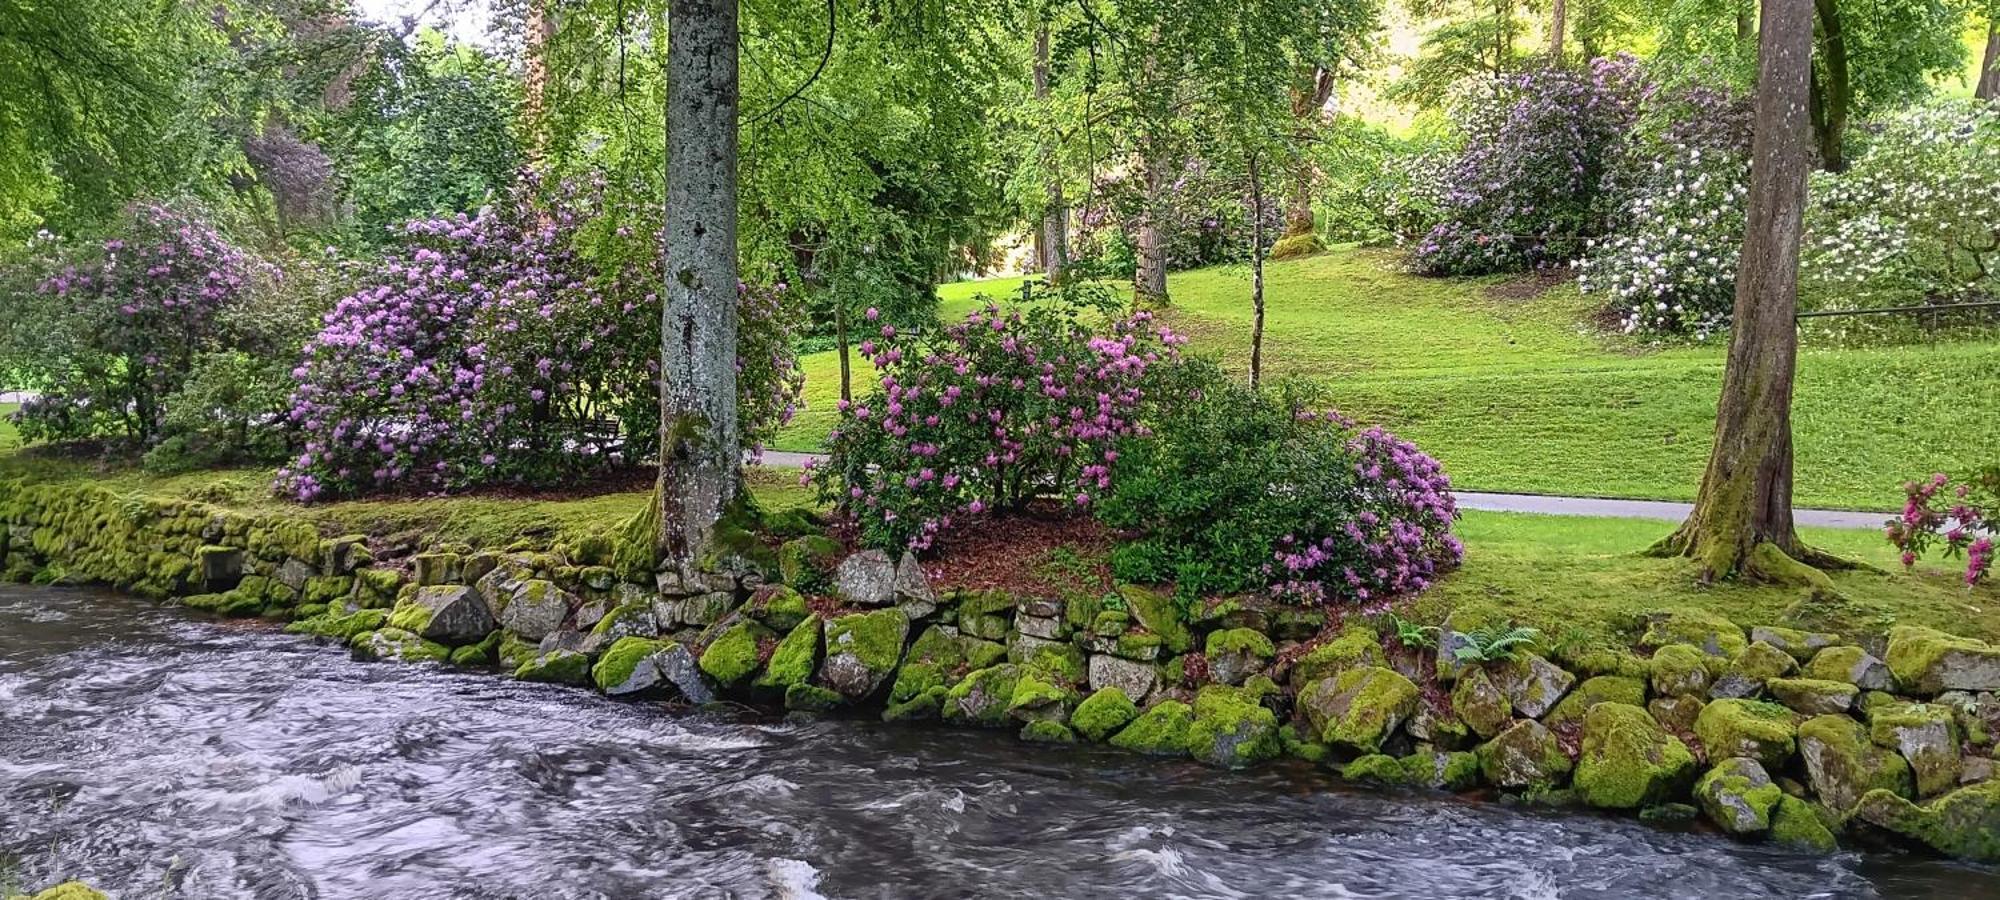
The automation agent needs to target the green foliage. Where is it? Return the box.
[1451,624,1542,663]
[1389,614,1442,650]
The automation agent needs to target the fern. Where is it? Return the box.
[1452,624,1542,663]
[1389,613,1441,650]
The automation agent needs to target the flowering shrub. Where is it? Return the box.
[1078,156,1283,275]
[1097,361,1462,606]
[807,282,1183,552]
[1413,57,1648,276]
[1804,100,2000,314]
[1310,118,1455,247]
[1580,83,1753,337]
[280,185,802,499]
[0,201,273,443]
[1886,469,1996,586]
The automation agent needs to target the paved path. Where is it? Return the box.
[753,450,1890,530]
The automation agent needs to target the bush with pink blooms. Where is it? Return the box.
[1097,361,1462,606]
[279,185,802,499]
[1886,468,1996,586]
[806,282,1183,552]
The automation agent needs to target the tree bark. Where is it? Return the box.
[835,297,852,403]
[1278,67,1335,250]
[1548,0,1567,61]
[1134,140,1170,306]
[1979,20,1999,101]
[658,0,741,575]
[522,0,556,172]
[1808,0,1850,172]
[1248,152,1267,389]
[1033,25,1069,282]
[1652,0,1842,587]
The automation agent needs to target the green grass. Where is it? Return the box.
[776,249,1998,511]
[1412,510,2000,648]
[0,403,16,452]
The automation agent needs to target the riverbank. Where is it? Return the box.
[3,472,1999,869]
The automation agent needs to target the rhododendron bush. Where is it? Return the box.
[1887,468,1996,586]
[807,284,1183,552]
[1097,362,1461,606]
[280,186,801,499]
[0,202,275,443]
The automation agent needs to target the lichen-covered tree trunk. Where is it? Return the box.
[1033,25,1069,283]
[1652,0,1839,589]
[1134,142,1169,306]
[1277,67,1335,253]
[658,0,741,576]
[1807,0,1851,172]
[1979,20,2000,101]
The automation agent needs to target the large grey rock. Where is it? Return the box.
[1486,653,1575,719]
[654,642,715,704]
[403,584,496,644]
[496,579,572,641]
[275,557,316,592]
[1088,653,1158,700]
[1695,757,1781,835]
[1475,720,1572,790]
[820,609,909,700]
[1887,626,2000,694]
[1799,714,1913,815]
[834,550,897,606]
[1872,702,1963,797]
[893,552,935,605]
[1017,615,1062,640]
[1803,646,1893,691]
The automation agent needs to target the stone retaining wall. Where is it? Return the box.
[3,478,1997,864]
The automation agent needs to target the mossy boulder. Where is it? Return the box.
[891,625,969,703]
[1298,665,1419,753]
[1766,677,1859,716]
[1855,780,2000,863]
[1886,626,2000,695]
[1109,699,1195,756]
[588,601,660,643]
[515,648,592,685]
[1120,584,1191,653]
[1205,627,1275,685]
[742,584,811,633]
[1007,672,1074,722]
[785,683,844,712]
[388,584,496,645]
[944,664,1022,727]
[1545,675,1647,727]
[1695,757,1784,836]
[9,883,108,900]
[1186,685,1281,768]
[1476,720,1573,791]
[1771,795,1839,852]
[1451,665,1512,739]
[1268,231,1325,261]
[753,615,823,693]
[1639,608,1748,658]
[493,577,574,641]
[1340,751,1480,791]
[1573,702,1697,809]
[1750,626,1841,663]
[592,637,676,695]
[1694,699,1798,769]
[1073,686,1140,742]
[699,620,775,688]
[1716,640,1797,693]
[1802,645,1892,691]
[883,686,948,723]
[1291,624,1384,686]
[1648,644,1714,698]
[448,631,503,667]
[1486,653,1576,719]
[1021,720,1078,744]
[350,627,450,664]
[821,608,909,700]
[1869,702,1962,797]
[285,605,387,641]
[778,535,842,593]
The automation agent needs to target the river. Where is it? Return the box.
[2,583,1994,899]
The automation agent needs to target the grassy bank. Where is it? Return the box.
[777,250,1996,511]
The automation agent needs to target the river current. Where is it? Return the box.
[3,584,1996,899]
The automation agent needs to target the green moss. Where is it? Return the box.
[1020,720,1078,744]
[1885,625,2000,694]
[754,615,822,692]
[351,627,450,664]
[12,883,109,900]
[1205,627,1275,659]
[1072,687,1140,742]
[891,625,965,703]
[1185,685,1280,767]
[883,685,947,722]
[943,664,1022,727]
[1109,699,1195,756]
[823,608,909,680]
[1573,702,1697,810]
[1544,675,1648,727]
[386,598,436,635]
[777,535,842,592]
[1694,699,1799,769]
[285,606,387,640]
[1120,584,1191,653]
[498,632,538,670]
[1293,624,1386,686]
[1279,723,1331,764]
[1771,795,1839,852]
[1115,631,1163,659]
[1302,665,1419,753]
[699,620,775,688]
[1341,753,1406,784]
[1637,607,1749,657]
[1729,641,1799,681]
[1007,672,1073,717]
[1802,645,1878,685]
[449,631,502,667]
[1648,644,1713,697]
[1695,761,1784,834]
[1025,642,1087,684]
[781,682,841,711]
[593,636,674,693]
[744,585,810,632]
[514,648,592,685]
[1856,781,2000,863]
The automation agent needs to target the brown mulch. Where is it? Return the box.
[919,505,1116,598]
[1483,268,1570,302]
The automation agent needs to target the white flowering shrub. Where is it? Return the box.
[1803,99,2000,312]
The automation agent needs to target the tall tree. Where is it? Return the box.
[1980,4,2000,101]
[1549,0,1568,59]
[658,0,741,574]
[1033,20,1069,281]
[1649,0,1845,586]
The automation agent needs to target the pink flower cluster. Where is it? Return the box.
[809,297,1184,552]
[1886,470,1996,586]
[1265,425,1463,607]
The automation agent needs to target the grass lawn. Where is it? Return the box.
[776,249,1998,511]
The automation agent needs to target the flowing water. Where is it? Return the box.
[3,583,1996,900]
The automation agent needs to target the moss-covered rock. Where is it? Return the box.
[1298,665,1419,753]
[1109,699,1194,756]
[1798,714,1915,816]
[1291,624,1385,686]
[1545,675,1648,727]
[592,636,676,695]
[448,631,503,667]
[1869,702,1963,797]
[1727,640,1798,683]
[753,615,822,693]
[588,601,659,642]
[1477,720,1573,791]
[1766,677,1859,716]
[498,632,538,671]
[1855,780,2000,863]
[699,620,775,688]
[1451,665,1512,739]
[1120,584,1191,653]
[1021,719,1078,744]
[1750,626,1841,663]
[350,627,450,664]
[1573,702,1697,810]
[1771,795,1839,852]
[943,664,1022,727]
[821,608,909,700]
[1007,672,1074,722]
[1694,699,1798,769]
[777,535,842,593]
[1648,644,1714,698]
[1485,653,1576,719]
[285,605,387,641]
[741,584,811,633]
[882,685,947,723]
[9,883,109,900]
[1073,686,1140,742]
[785,682,844,712]
[891,625,965,702]
[514,648,592,685]
[1186,685,1280,768]
[1340,753,1407,784]
[387,584,495,645]
[1639,608,1748,658]
[1802,645,1893,691]
[1695,757,1783,836]
[1886,626,2000,695]
[1205,627,1276,685]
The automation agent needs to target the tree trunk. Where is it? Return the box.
[1979,20,1999,101]
[1651,0,1842,588]
[1737,5,1753,45]
[522,0,556,172]
[1248,152,1267,389]
[1808,0,1850,172]
[1278,67,1335,251]
[1548,0,1567,61]
[658,0,741,575]
[1033,25,1069,282]
[835,297,852,403]
[1134,141,1170,306]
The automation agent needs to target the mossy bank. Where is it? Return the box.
[5,477,2000,866]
